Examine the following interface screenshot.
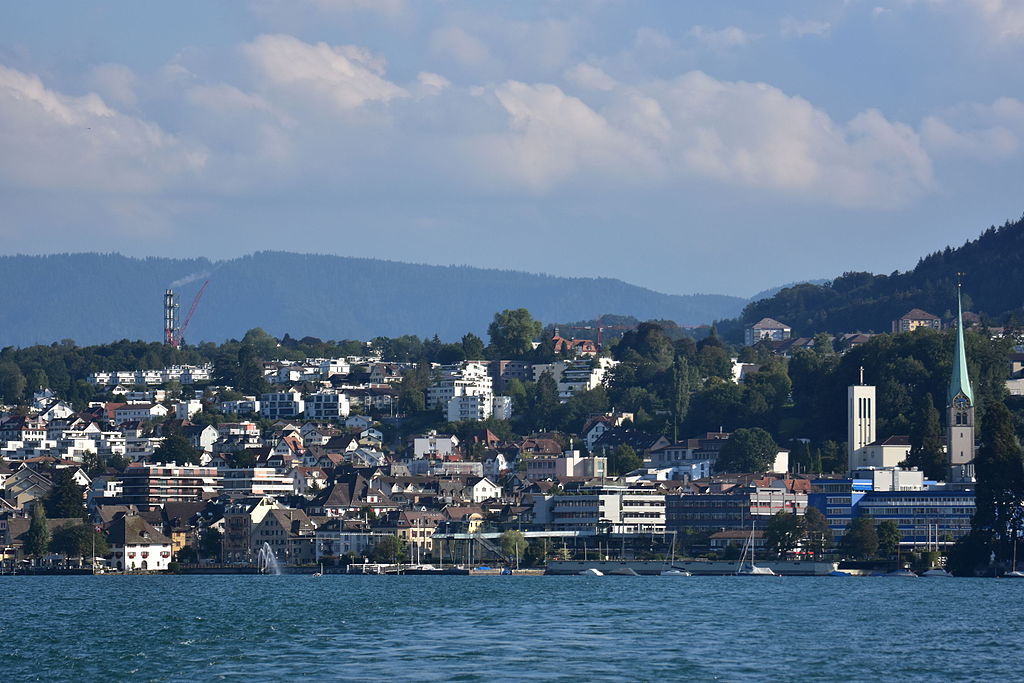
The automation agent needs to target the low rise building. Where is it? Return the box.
[107,513,173,571]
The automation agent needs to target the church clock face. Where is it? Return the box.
[953,394,970,409]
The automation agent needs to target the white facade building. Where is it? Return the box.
[220,398,261,415]
[427,362,493,410]
[260,390,305,419]
[305,391,351,420]
[175,400,203,420]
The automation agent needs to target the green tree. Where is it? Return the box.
[527,372,560,432]
[45,470,88,520]
[876,520,901,557]
[840,515,879,559]
[51,524,109,561]
[236,344,268,395]
[608,444,642,476]
[716,428,779,473]
[802,507,833,556]
[397,362,430,413]
[812,332,835,356]
[765,511,804,557]
[973,401,1024,561]
[0,362,27,403]
[488,309,543,359]
[672,356,692,442]
[902,394,947,480]
[28,367,49,391]
[370,534,407,563]
[25,504,50,562]
[500,530,528,565]
[199,527,223,560]
[233,449,258,468]
[154,434,200,465]
[461,333,486,360]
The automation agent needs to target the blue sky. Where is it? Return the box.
[1,1,1023,297]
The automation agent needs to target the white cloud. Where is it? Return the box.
[688,25,752,51]
[922,97,1024,159]
[87,63,139,107]
[429,25,492,66]
[468,81,658,190]
[462,71,933,207]
[565,63,617,91]
[307,0,407,16]
[634,27,674,51]
[0,64,206,193]
[241,34,407,112]
[966,0,1024,40]
[650,72,932,206]
[416,72,451,96]
[780,17,832,37]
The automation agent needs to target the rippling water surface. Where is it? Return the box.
[0,574,1016,681]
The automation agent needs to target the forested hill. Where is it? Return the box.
[731,214,1024,338]
[0,252,747,347]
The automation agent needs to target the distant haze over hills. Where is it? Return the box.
[0,252,750,347]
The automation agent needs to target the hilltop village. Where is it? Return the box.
[0,296,1020,576]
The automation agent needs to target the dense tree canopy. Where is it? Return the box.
[488,309,543,359]
[716,428,779,473]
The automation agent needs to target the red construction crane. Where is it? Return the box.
[174,280,209,348]
[571,315,634,349]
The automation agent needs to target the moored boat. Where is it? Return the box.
[660,569,692,577]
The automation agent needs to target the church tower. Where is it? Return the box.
[848,367,876,472]
[947,282,975,476]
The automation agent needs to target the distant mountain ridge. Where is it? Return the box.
[731,213,1024,338]
[0,252,749,347]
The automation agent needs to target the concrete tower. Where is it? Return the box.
[947,282,975,477]
[848,367,876,472]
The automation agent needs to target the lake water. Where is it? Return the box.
[1,574,1015,681]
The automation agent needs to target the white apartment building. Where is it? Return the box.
[412,432,459,458]
[305,391,351,420]
[88,364,213,386]
[534,358,618,401]
[114,403,169,423]
[427,362,493,410]
[260,390,305,419]
[445,394,513,422]
[219,468,296,497]
[219,398,261,415]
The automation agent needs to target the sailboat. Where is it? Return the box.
[312,562,323,577]
[736,522,776,576]
[1005,537,1024,578]
[660,531,692,576]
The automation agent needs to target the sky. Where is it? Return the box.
[1,1,1023,298]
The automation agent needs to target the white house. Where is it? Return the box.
[114,403,169,423]
[466,476,502,503]
[107,514,173,572]
[345,415,373,431]
[412,432,459,459]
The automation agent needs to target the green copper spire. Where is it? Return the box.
[948,282,974,406]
